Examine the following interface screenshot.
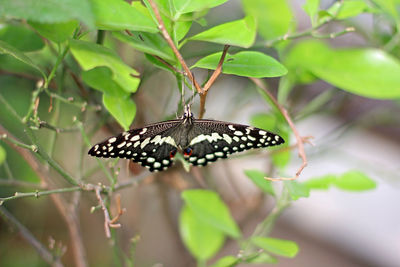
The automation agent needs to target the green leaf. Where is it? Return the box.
[284,180,310,200]
[69,39,140,94]
[179,205,225,261]
[175,20,192,41]
[373,0,399,20]
[285,40,400,99]
[173,0,229,17]
[89,0,158,32]
[333,171,377,191]
[251,237,299,258]
[29,20,79,43]
[244,170,275,196]
[0,24,44,52]
[209,255,238,267]
[181,190,241,238]
[250,114,277,130]
[328,0,369,19]
[0,40,46,80]
[144,54,175,73]
[189,16,256,48]
[0,145,6,165]
[102,94,136,131]
[81,67,128,98]
[304,174,337,190]
[192,51,287,77]
[303,0,320,25]
[113,32,176,62]
[242,0,294,41]
[0,0,95,28]
[245,252,277,264]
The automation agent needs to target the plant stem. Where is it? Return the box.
[0,187,81,204]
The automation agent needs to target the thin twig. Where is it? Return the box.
[199,45,230,118]
[250,78,308,181]
[153,55,183,74]
[0,207,64,267]
[147,0,202,94]
[94,186,121,238]
[0,187,80,204]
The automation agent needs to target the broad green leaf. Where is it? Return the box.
[29,20,79,43]
[242,0,294,41]
[245,253,277,264]
[0,145,6,165]
[82,67,128,98]
[304,174,337,190]
[285,40,400,99]
[303,0,320,25]
[173,0,229,17]
[189,16,256,48]
[0,40,46,80]
[333,171,377,191]
[89,0,158,32]
[102,94,136,131]
[0,0,95,28]
[179,205,225,261]
[328,0,369,20]
[250,114,277,130]
[284,180,310,200]
[181,190,241,238]
[175,20,192,41]
[210,255,238,267]
[0,24,44,52]
[113,32,175,62]
[251,237,299,258]
[372,0,399,20]
[69,39,140,94]
[192,51,287,77]
[244,170,275,196]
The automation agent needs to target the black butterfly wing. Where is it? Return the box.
[183,119,284,166]
[88,120,181,172]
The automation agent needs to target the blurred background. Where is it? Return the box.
[1,0,400,266]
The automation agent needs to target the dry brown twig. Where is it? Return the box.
[250,78,310,181]
[147,0,230,118]
[94,185,121,239]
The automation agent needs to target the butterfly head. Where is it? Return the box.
[182,104,194,124]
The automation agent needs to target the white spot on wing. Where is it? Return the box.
[205,154,214,160]
[248,136,256,141]
[108,146,113,152]
[140,137,151,149]
[223,134,232,144]
[117,142,126,148]
[108,137,117,143]
[234,131,243,136]
[228,125,236,131]
[119,150,125,154]
[215,152,224,157]
[140,128,147,134]
[197,158,206,164]
[233,136,240,142]
[241,136,247,141]
[130,135,140,141]
[94,145,99,151]
[275,135,280,141]
[162,159,169,165]
[126,142,132,147]
[259,130,267,135]
[134,141,140,147]
[147,157,155,163]
[154,162,161,168]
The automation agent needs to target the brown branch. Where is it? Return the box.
[94,185,121,238]
[199,45,230,118]
[147,0,202,94]
[153,55,183,74]
[250,78,309,181]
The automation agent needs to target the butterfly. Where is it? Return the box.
[88,105,284,172]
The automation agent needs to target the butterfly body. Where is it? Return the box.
[88,106,284,172]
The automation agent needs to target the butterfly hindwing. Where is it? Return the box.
[88,120,181,171]
[183,120,284,166]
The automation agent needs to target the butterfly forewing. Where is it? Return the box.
[88,120,181,171]
[183,120,284,166]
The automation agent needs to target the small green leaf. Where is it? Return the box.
[0,0,95,28]
[0,24,44,52]
[251,237,299,258]
[327,0,369,19]
[209,255,238,267]
[242,0,294,41]
[89,0,158,32]
[285,40,400,99]
[304,174,337,190]
[69,39,140,94]
[182,190,241,238]
[333,171,377,191]
[250,113,277,130]
[179,205,225,261]
[173,0,229,17]
[81,67,128,98]
[0,145,6,165]
[284,180,310,200]
[29,20,79,43]
[102,94,136,131]
[244,169,275,196]
[175,20,192,41]
[113,32,175,62]
[303,0,320,25]
[245,252,277,264]
[0,40,46,80]
[192,51,287,77]
[189,16,256,48]
[144,54,175,73]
